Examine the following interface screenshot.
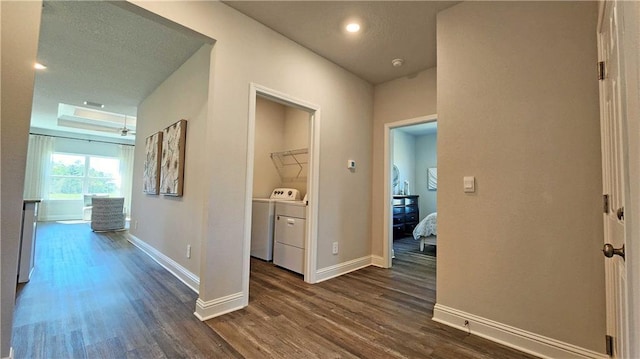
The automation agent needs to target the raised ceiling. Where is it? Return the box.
[223,1,458,84]
[31,1,209,143]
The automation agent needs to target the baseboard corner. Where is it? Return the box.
[194,292,246,321]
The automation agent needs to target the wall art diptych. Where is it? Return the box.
[160,119,187,196]
[143,131,162,195]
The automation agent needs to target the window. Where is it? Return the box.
[49,153,121,199]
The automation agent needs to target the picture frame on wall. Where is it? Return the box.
[143,131,163,195]
[160,119,187,196]
[428,167,437,190]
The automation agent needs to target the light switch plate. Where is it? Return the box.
[464,176,475,193]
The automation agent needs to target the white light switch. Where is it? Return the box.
[464,176,475,193]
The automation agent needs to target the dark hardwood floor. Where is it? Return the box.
[12,223,535,358]
[12,222,241,359]
[206,236,535,358]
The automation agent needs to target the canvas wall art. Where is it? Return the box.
[160,119,187,196]
[143,131,162,195]
[428,167,438,190]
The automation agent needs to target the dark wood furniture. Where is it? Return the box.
[392,195,419,240]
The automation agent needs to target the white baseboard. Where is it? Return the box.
[126,234,200,294]
[194,292,245,321]
[433,304,608,359]
[315,255,372,283]
[371,255,387,268]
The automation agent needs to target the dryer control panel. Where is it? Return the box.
[269,188,300,201]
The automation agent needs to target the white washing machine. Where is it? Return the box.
[273,201,307,274]
[251,188,300,261]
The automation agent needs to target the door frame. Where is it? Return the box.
[244,83,321,287]
[383,114,437,267]
[597,0,640,356]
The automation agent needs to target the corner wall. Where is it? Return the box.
[126,1,373,314]
[0,1,42,356]
[371,68,437,256]
[437,1,605,354]
[415,133,437,217]
[130,44,212,283]
[392,130,416,195]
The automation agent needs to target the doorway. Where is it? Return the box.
[244,83,320,288]
[383,115,437,267]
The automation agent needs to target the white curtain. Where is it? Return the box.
[118,144,135,218]
[23,134,54,199]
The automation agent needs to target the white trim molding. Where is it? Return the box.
[247,83,321,285]
[433,304,608,359]
[127,234,200,294]
[383,114,438,268]
[315,256,372,283]
[194,292,245,321]
[371,255,386,268]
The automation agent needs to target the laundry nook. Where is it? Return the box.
[250,96,311,276]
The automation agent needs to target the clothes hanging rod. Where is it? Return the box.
[29,132,135,147]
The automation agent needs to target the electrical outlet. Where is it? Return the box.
[134,220,138,230]
[186,244,191,258]
[332,242,339,255]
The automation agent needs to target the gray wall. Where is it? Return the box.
[437,1,605,352]
[128,1,373,305]
[253,98,309,199]
[392,130,415,196]
[0,1,42,356]
[132,44,212,278]
[415,133,437,217]
[371,68,437,257]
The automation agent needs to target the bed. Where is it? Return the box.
[412,212,437,251]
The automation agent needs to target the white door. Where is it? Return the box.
[598,1,630,357]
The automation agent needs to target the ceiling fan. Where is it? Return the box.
[119,116,136,136]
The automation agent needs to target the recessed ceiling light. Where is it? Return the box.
[34,63,47,70]
[83,101,104,109]
[346,23,361,33]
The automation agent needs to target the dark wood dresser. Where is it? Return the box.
[392,195,419,240]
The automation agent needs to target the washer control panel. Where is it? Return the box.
[270,188,300,201]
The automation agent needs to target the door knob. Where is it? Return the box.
[616,207,624,220]
[603,243,625,259]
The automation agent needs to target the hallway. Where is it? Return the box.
[12,222,533,358]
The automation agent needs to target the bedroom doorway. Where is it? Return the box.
[383,115,437,268]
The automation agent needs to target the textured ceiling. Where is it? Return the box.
[223,1,459,84]
[32,1,455,142]
[31,1,209,142]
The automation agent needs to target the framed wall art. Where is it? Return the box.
[160,119,187,196]
[428,167,437,191]
[143,131,163,195]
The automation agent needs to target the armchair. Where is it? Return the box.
[90,197,126,231]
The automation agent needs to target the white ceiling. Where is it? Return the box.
[30,1,209,143]
[31,1,455,143]
[223,1,459,84]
